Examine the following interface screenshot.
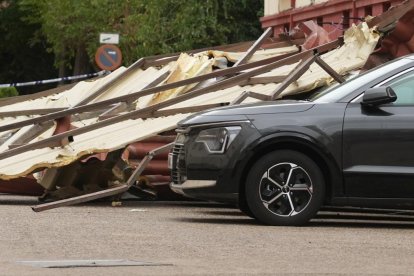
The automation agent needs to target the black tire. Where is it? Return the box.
[245,150,325,226]
[238,199,256,219]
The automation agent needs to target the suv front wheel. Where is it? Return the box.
[245,150,325,226]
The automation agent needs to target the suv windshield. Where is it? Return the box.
[309,58,413,103]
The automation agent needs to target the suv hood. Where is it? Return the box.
[178,100,314,126]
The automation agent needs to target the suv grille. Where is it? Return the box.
[171,142,186,184]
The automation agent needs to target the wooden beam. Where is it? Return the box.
[32,184,130,212]
[7,121,54,149]
[270,53,318,100]
[246,75,287,85]
[315,56,345,83]
[262,38,306,49]
[148,103,230,118]
[233,27,273,67]
[143,56,179,69]
[97,102,130,121]
[230,91,271,105]
[98,70,170,120]
[0,108,65,117]
[75,58,146,106]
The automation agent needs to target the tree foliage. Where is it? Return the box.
[19,0,263,74]
[0,0,57,94]
[19,0,135,74]
[127,0,264,58]
[0,87,18,98]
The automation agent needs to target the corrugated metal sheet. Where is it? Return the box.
[0,23,378,180]
[0,114,189,179]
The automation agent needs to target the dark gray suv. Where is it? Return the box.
[169,55,414,226]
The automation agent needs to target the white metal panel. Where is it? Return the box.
[0,67,127,112]
[0,114,189,179]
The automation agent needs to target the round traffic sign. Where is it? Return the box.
[95,44,122,71]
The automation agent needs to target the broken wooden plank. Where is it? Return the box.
[230,91,271,105]
[262,38,306,49]
[98,102,130,120]
[75,58,146,106]
[233,27,273,67]
[246,75,288,85]
[315,56,345,83]
[7,121,54,149]
[98,70,170,120]
[0,108,66,117]
[270,53,318,100]
[148,103,230,118]
[31,184,130,212]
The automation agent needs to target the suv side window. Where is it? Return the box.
[384,71,414,105]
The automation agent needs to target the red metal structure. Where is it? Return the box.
[261,0,403,39]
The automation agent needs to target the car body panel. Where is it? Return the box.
[343,103,414,198]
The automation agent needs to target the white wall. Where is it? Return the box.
[264,0,329,16]
[279,0,292,12]
[264,0,279,15]
[295,0,312,8]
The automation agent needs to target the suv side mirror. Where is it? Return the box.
[361,87,397,107]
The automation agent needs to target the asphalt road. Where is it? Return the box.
[1,195,414,275]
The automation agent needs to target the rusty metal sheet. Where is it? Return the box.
[298,21,332,50]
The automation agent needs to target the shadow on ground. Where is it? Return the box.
[4,194,414,229]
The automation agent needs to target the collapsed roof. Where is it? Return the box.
[0,22,378,180]
[2,0,414,207]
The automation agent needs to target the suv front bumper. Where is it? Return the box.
[168,121,261,203]
[170,180,216,196]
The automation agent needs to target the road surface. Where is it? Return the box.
[1,195,414,275]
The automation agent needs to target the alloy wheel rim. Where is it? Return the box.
[259,162,313,217]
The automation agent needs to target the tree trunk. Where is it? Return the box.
[73,44,91,76]
[57,48,67,86]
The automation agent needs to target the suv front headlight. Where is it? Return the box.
[195,126,241,153]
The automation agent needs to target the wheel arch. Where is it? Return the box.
[237,133,341,208]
